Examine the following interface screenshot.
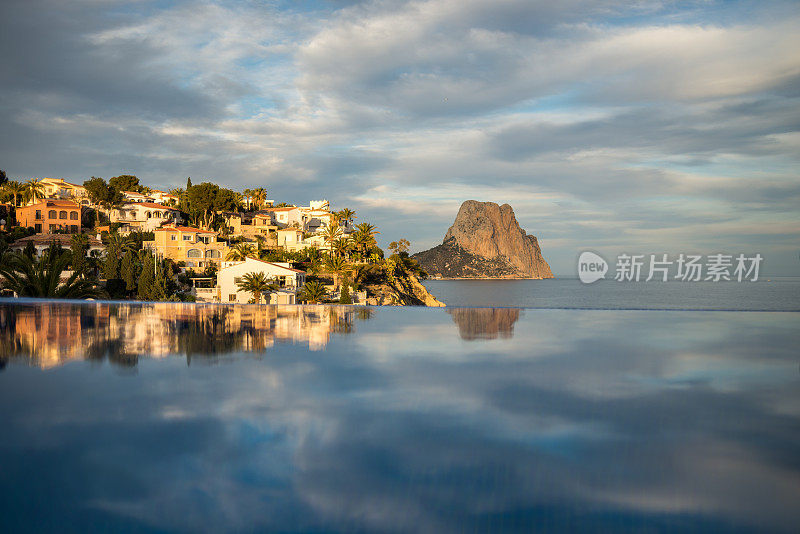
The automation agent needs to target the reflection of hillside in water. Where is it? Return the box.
[0,302,373,369]
[447,308,521,340]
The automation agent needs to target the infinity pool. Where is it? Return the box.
[1,301,798,532]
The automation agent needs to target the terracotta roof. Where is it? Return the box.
[25,199,81,208]
[11,234,103,247]
[263,207,297,211]
[154,225,216,234]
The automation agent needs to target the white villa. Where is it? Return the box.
[110,202,182,233]
[194,257,306,304]
[262,200,346,235]
[121,190,153,203]
[150,190,179,205]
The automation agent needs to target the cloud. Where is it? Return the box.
[0,0,798,274]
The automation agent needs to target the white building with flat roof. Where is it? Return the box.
[197,257,306,304]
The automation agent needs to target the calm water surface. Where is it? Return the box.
[423,278,800,310]
[1,300,799,533]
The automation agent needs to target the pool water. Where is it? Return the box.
[1,300,798,532]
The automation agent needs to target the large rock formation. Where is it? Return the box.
[412,200,553,279]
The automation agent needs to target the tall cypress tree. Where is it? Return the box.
[70,234,89,277]
[120,250,137,293]
[102,252,120,280]
[137,253,155,300]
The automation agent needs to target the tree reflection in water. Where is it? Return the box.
[0,302,373,369]
[447,308,521,340]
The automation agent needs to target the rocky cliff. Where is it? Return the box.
[412,201,553,279]
[366,272,446,307]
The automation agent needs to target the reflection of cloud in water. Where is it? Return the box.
[0,302,798,532]
[447,308,521,340]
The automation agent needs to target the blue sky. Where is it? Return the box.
[1,0,798,275]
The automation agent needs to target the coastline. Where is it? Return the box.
[425,276,555,280]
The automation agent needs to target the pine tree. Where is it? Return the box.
[120,250,137,293]
[137,253,155,300]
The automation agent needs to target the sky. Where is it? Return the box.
[0,0,798,275]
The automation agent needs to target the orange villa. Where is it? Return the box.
[16,199,82,234]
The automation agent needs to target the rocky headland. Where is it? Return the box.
[412,201,553,279]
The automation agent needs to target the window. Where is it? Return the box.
[198,236,210,244]
[59,211,67,219]
[35,210,42,220]
[49,210,57,219]
[70,212,78,220]
[229,294,237,302]
[205,249,220,259]
[49,224,56,232]
[187,249,202,258]
[35,224,42,233]
[183,235,193,241]
[70,225,78,233]
[170,235,177,241]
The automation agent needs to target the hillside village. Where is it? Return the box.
[0,172,442,306]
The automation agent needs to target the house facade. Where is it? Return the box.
[10,233,105,256]
[149,190,179,205]
[40,178,89,205]
[142,225,228,270]
[17,200,83,234]
[195,257,305,304]
[221,211,279,242]
[110,202,182,233]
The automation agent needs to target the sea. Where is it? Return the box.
[423,277,800,311]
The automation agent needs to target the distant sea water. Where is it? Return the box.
[423,277,800,311]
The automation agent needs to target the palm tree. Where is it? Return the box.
[325,255,347,289]
[242,188,253,210]
[322,224,343,256]
[236,272,277,304]
[4,180,25,207]
[299,280,326,304]
[353,222,379,257]
[226,242,256,261]
[332,236,352,260]
[250,188,267,210]
[106,232,134,254]
[0,250,106,299]
[25,179,45,204]
[337,208,356,229]
[232,192,244,212]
